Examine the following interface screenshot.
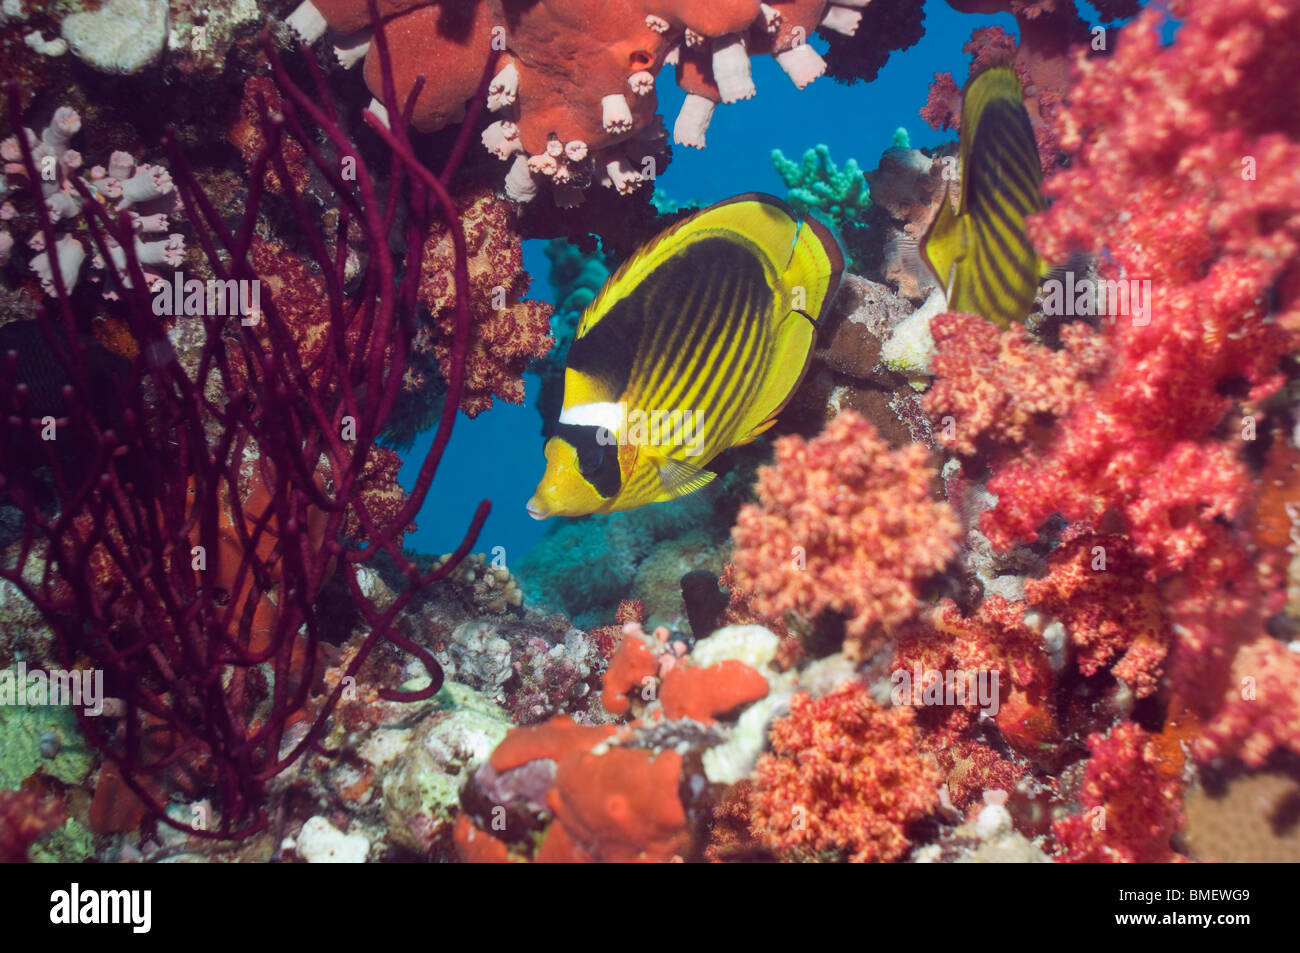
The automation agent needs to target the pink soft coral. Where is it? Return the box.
[923,312,1106,459]
[1025,534,1171,698]
[748,681,941,863]
[974,0,1300,726]
[730,411,959,660]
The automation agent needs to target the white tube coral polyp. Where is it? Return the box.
[488,61,519,111]
[820,5,862,35]
[118,165,174,209]
[504,154,538,203]
[527,153,559,176]
[759,3,782,31]
[41,107,80,153]
[481,120,522,160]
[31,234,85,296]
[627,71,655,96]
[333,33,370,70]
[601,94,634,134]
[564,140,588,162]
[135,234,186,269]
[776,44,827,90]
[366,98,390,130]
[712,35,756,103]
[602,158,644,195]
[286,0,328,43]
[108,150,134,181]
[673,93,715,149]
[45,190,81,222]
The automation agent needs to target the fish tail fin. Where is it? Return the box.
[731,206,845,445]
[785,210,845,325]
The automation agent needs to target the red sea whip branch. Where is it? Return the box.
[0,8,497,837]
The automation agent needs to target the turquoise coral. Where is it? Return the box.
[771,144,871,226]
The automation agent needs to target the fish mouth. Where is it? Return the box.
[525,496,548,520]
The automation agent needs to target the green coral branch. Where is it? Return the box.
[771,144,871,226]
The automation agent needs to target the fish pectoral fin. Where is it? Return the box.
[655,456,717,497]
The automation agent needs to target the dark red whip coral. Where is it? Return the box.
[0,3,496,839]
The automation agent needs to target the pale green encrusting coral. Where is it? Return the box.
[379,681,512,853]
[30,817,96,863]
[0,683,94,790]
[882,286,947,384]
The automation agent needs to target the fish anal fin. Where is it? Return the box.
[655,454,717,498]
[734,414,782,446]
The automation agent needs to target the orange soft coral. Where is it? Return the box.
[748,682,940,862]
[466,714,689,863]
[659,660,769,722]
[730,411,959,659]
[540,746,688,862]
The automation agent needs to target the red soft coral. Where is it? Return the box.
[0,788,65,862]
[1025,534,1171,698]
[1053,722,1185,862]
[1198,636,1300,768]
[748,682,941,862]
[924,312,1106,459]
[972,0,1300,729]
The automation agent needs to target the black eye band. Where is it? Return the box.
[553,422,623,498]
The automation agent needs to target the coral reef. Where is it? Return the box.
[1052,722,1185,863]
[0,0,1296,872]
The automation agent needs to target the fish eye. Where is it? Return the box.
[577,443,605,475]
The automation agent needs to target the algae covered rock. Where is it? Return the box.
[380,682,512,855]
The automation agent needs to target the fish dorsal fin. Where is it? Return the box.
[652,452,717,498]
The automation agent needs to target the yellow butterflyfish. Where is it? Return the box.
[921,66,1048,328]
[527,193,844,519]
